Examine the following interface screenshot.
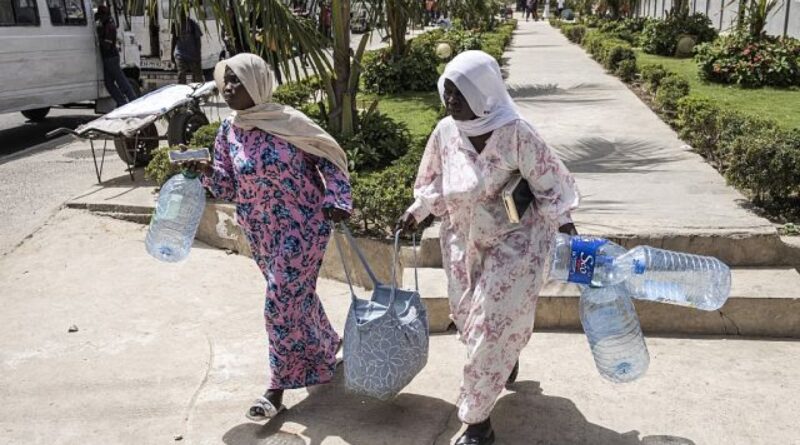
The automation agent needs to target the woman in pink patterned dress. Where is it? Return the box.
[397,51,579,445]
[189,54,352,421]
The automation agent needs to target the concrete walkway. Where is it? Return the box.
[502,22,782,265]
[1,209,799,444]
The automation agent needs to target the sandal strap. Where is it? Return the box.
[252,396,283,418]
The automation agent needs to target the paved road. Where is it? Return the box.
[0,106,99,158]
[0,137,130,257]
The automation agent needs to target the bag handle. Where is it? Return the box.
[388,229,419,307]
[334,224,419,306]
[333,226,358,302]
[338,224,381,287]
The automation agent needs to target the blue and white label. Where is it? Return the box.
[568,237,608,285]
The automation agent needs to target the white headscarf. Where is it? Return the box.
[437,50,522,137]
[214,53,349,177]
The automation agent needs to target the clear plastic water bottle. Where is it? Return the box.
[145,171,206,262]
[550,234,732,310]
[580,284,649,383]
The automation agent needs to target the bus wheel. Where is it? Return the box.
[21,107,51,122]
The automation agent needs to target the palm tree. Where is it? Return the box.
[176,0,374,137]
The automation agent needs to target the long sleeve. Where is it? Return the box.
[407,126,448,223]
[307,153,353,213]
[517,122,579,224]
[201,120,237,202]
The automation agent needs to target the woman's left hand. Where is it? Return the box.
[324,208,351,223]
[558,222,578,236]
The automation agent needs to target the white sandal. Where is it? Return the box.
[246,396,286,421]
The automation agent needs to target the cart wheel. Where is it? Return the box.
[167,110,210,147]
[114,123,159,167]
[21,107,51,122]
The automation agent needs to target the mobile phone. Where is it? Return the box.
[168,147,211,164]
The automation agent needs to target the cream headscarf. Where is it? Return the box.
[214,53,349,176]
[437,50,522,137]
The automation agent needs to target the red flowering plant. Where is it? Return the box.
[696,33,800,87]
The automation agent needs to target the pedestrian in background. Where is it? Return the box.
[95,4,137,107]
[171,10,204,84]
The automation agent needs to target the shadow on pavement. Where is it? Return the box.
[0,113,98,158]
[555,136,676,174]
[222,367,459,445]
[494,381,696,445]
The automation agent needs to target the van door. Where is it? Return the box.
[0,0,101,114]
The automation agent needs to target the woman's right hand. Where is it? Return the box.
[177,144,211,175]
[395,212,418,234]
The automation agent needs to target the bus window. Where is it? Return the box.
[48,0,87,25]
[0,0,41,26]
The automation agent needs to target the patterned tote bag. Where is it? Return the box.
[334,226,429,400]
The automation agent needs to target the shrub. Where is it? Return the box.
[362,44,440,95]
[145,122,220,187]
[695,34,800,87]
[350,149,419,236]
[654,74,690,115]
[272,76,321,108]
[363,22,517,94]
[725,128,800,204]
[616,58,638,82]
[582,30,635,72]
[639,63,669,92]
[189,122,219,149]
[675,96,780,171]
[562,24,587,44]
[604,43,635,71]
[676,96,722,161]
[598,17,650,44]
[340,110,412,172]
[640,13,717,56]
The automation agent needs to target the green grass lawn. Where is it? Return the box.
[359,91,442,141]
[636,51,800,130]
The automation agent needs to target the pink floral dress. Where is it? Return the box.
[407,117,579,424]
[202,118,352,390]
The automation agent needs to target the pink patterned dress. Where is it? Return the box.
[407,117,579,424]
[202,118,352,390]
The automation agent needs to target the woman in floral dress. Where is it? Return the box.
[398,51,580,445]
[189,53,352,421]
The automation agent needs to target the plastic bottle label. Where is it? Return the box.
[162,195,183,220]
[568,237,608,284]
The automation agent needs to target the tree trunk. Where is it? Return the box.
[386,0,407,59]
[330,0,354,137]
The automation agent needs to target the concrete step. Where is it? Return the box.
[402,222,790,268]
[402,266,800,338]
